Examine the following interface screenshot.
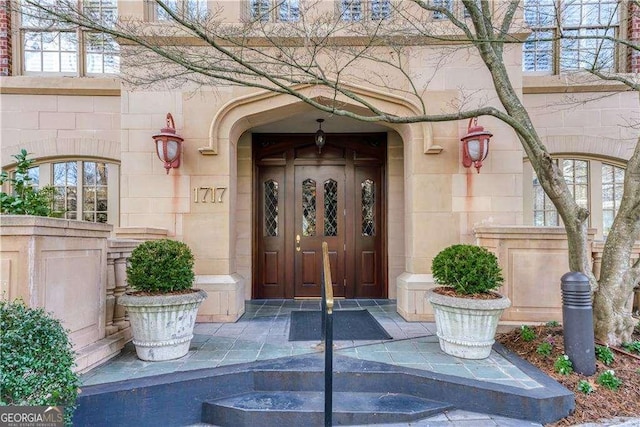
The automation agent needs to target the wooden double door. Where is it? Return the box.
[254,134,386,299]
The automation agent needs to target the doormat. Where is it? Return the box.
[288,309,392,341]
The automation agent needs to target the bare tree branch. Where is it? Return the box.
[17,0,640,345]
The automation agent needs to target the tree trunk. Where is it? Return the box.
[473,40,596,282]
[594,266,638,345]
[594,136,640,345]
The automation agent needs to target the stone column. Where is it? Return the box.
[591,242,604,282]
[113,257,130,330]
[105,253,118,335]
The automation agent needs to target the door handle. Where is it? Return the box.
[296,234,301,252]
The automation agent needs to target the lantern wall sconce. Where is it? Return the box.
[152,113,184,174]
[315,118,326,153]
[460,117,492,173]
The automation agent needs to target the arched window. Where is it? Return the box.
[5,159,119,225]
[525,157,625,239]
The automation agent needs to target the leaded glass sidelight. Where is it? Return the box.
[264,180,279,237]
[302,179,316,236]
[361,179,375,236]
[324,179,338,236]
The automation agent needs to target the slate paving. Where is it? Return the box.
[81,299,555,426]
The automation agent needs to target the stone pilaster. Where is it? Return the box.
[113,257,130,330]
[105,254,119,336]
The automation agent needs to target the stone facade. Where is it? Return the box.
[1,1,639,349]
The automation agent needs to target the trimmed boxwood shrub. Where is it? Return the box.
[0,299,79,425]
[431,244,503,295]
[126,239,195,293]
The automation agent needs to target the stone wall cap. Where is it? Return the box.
[474,225,597,238]
[0,215,112,237]
[114,227,169,240]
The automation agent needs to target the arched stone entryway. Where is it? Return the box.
[203,84,429,301]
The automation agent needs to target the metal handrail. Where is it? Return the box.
[321,242,334,319]
[321,242,334,427]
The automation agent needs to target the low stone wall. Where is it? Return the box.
[3,218,634,371]
[474,226,596,324]
[397,226,617,324]
[0,216,121,372]
[1,218,246,371]
[396,273,437,321]
[592,241,640,315]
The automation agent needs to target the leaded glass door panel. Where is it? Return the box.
[294,165,346,298]
[255,166,287,298]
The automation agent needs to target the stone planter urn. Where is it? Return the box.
[428,244,511,360]
[122,239,207,362]
[120,289,207,361]
[427,288,511,359]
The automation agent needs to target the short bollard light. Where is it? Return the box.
[561,271,596,376]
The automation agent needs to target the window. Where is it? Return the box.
[533,159,588,226]
[339,0,392,21]
[7,160,119,225]
[278,0,300,21]
[20,0,119,75]
[527,157,625,239]
[523,0,619,73]
[53,161,79,220]
[82,161,109,222]
[26,167,40,190]
[247,0,300,22]
[602,163,624,236]
[370,0,391,20]
[153,0,208,21]
[432,0,453,20]
[8,167,40,191]
[54,161,110,222]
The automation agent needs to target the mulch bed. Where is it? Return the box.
[497,322,640,426]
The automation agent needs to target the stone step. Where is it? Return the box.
[202,390,451,426]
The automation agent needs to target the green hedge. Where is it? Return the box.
[0,299,79,425]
